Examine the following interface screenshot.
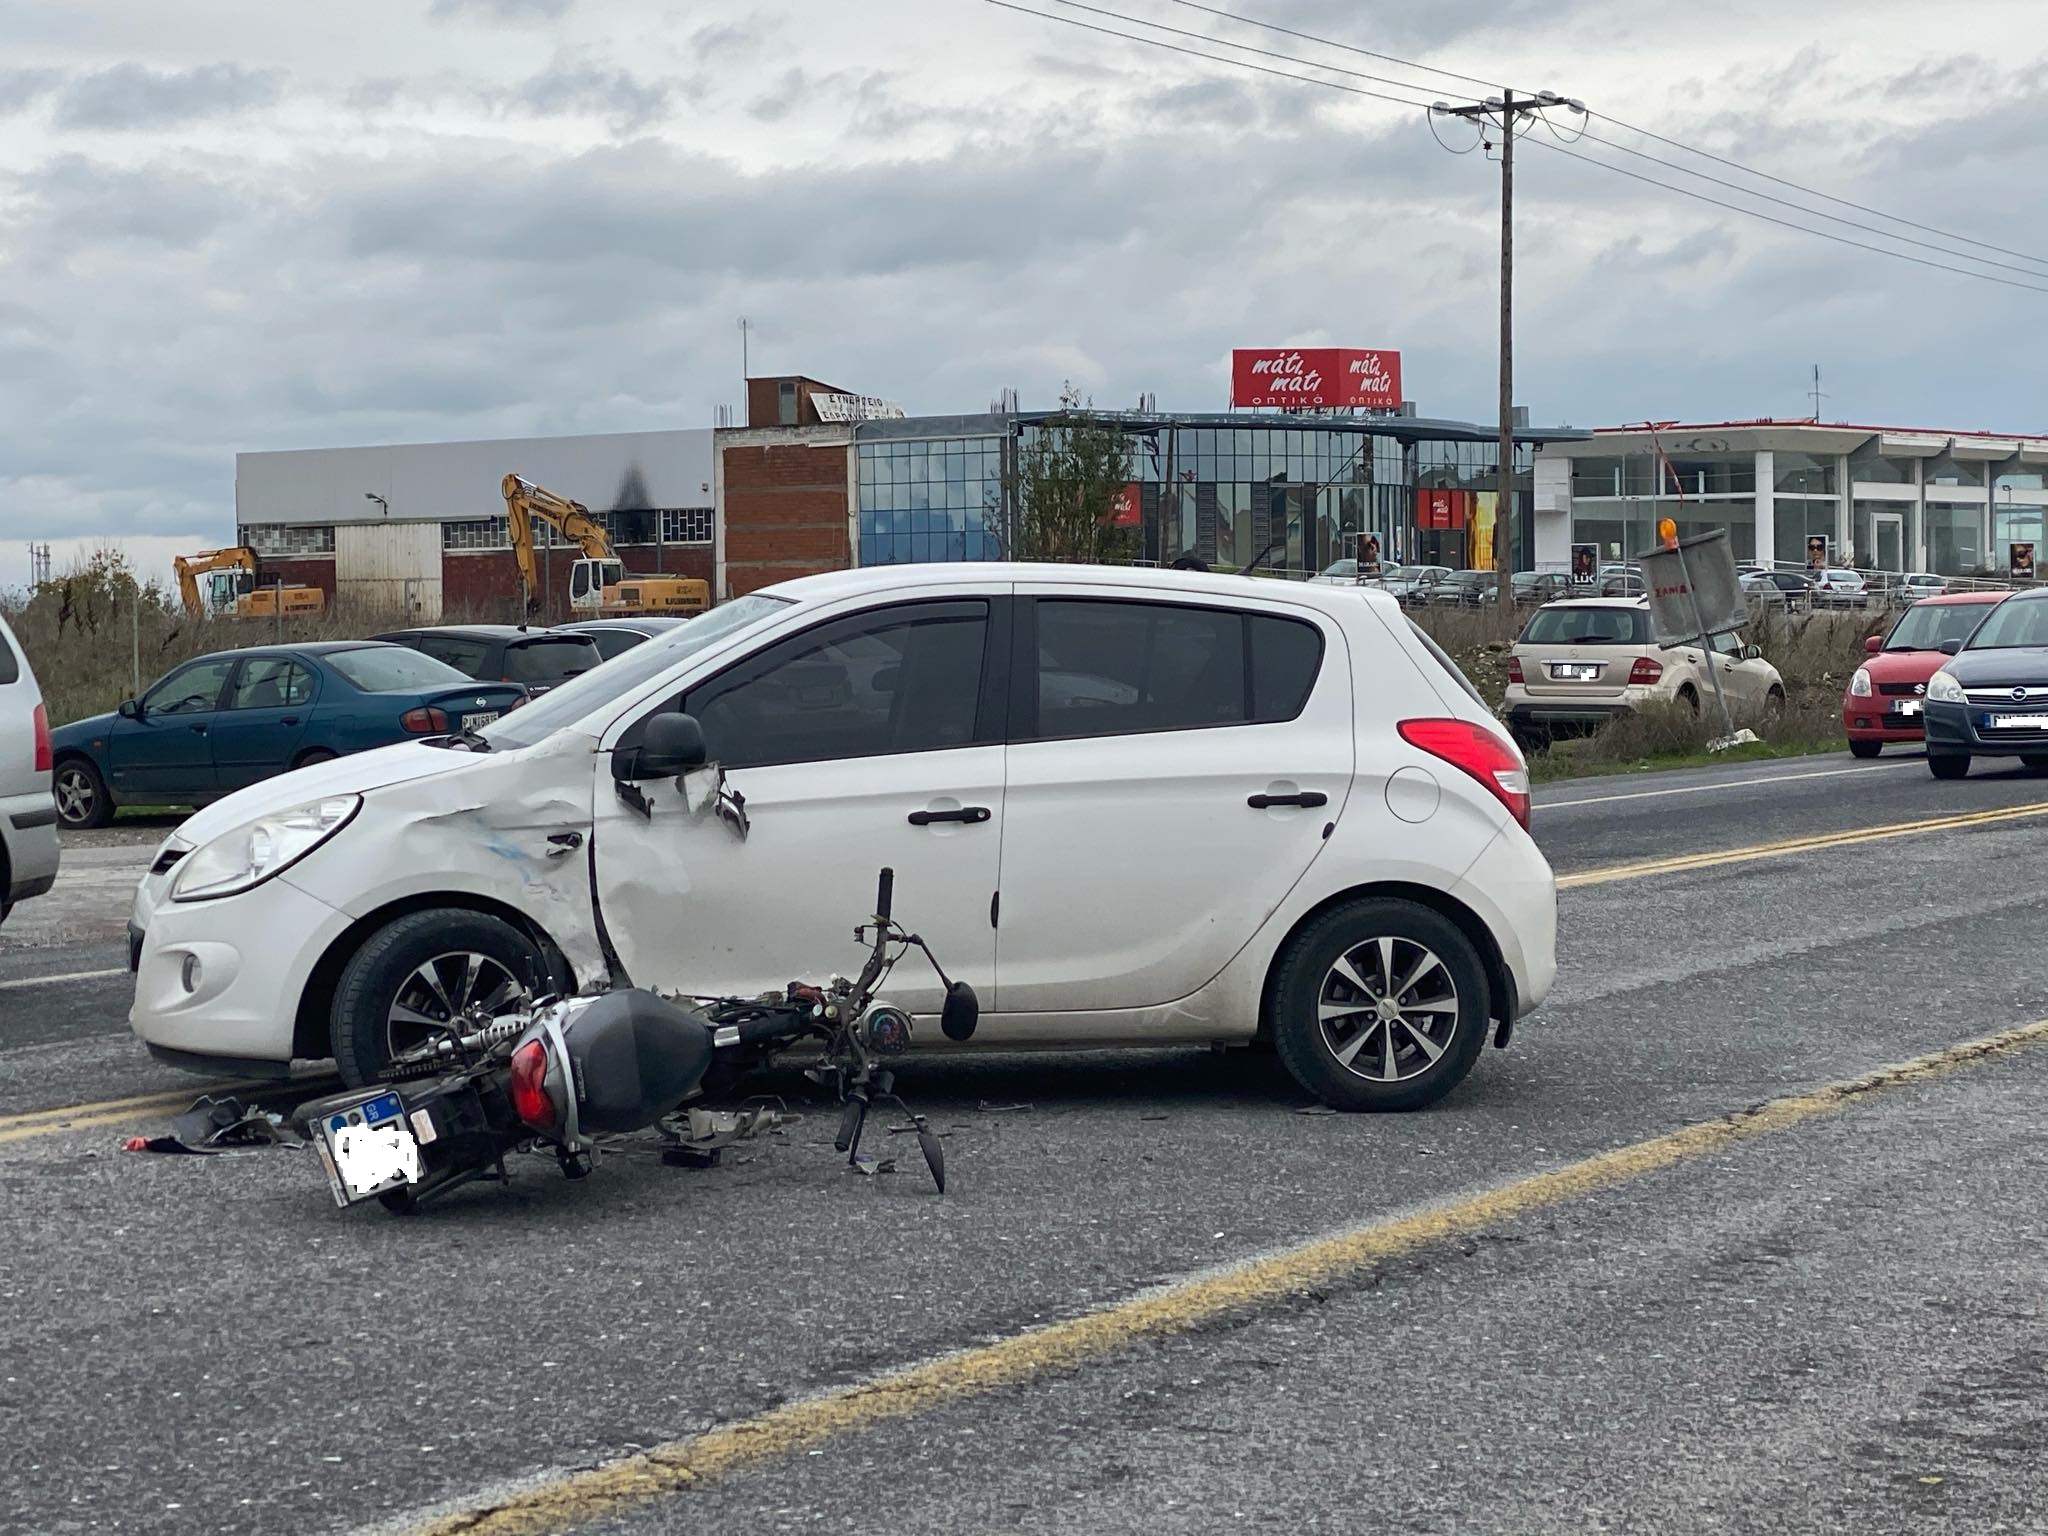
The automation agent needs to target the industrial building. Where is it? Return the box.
[1531,421,2048,577]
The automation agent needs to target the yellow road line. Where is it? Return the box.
[1557,798,2048,889]
[0,1079,276,1145]
[402,1015,2048,1536]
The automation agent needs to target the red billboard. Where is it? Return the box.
[1107,481,1142,527]
[1416,488,1470,530]
[1231,347,1403,410]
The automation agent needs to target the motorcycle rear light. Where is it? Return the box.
[1398,717,1531,830]
[32,703,51,774]
[400,706,449,734]
[1628,656,1664,685]
[1506,655,1524,684]
[508,1039,555,1130]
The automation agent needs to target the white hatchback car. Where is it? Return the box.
[129,564,1556,1112]
[0,613,61,926]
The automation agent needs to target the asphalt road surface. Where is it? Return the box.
[5,749,2048,1535]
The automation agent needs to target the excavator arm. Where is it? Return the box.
[502,474,618,604]
[172,548,256,619]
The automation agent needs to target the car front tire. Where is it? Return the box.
[330,908,549,1086]
[1848,739,1881,759]
[1269,898,1490,1112]
[52,758,113,830]
[1928,752,1970,780]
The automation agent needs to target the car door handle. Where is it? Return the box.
[908,806,991,826]
[189,723,208,735]
[280,716,300,726]
[1248,791,1328,809]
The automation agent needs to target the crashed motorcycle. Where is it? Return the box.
[292,868,977,1212]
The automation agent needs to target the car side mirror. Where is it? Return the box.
[1939,638,1964,656]
[615,711,707,782]
[870,665,900,692]
[117,698,141,720]
[1864,635,1882,654]
[1741,644,1763,661]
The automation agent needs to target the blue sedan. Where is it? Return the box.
[48,642,528,829]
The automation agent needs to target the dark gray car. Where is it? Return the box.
[1921,589,2048,778]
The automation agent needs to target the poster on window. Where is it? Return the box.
[1359,534,1382,577]
[2013,542,2037,581]
[1570,543,1598,585]
[1107,482,1142,528]
[1467,492,1497,571]
[1805,534,1829,573]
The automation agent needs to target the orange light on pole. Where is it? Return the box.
[1657,517,1678,549]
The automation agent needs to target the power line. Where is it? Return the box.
[1557,119,2048,279]
[982,0,1441,112]
[1169,0,2048,277]
[1532,140,2048,295]
[988,0,2048,296]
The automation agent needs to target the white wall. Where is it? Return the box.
[1531,451,1572,567]
[237,429,716,527]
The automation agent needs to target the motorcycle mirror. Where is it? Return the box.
[918,1126,946,1194]
[941,980,979,1042]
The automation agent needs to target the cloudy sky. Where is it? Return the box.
[3,0,2044,589]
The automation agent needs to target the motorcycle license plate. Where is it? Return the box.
[312,1090,423,1207]
[460,711,500,731]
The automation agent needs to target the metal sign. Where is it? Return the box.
[811,393,906,422]
[1636,528,1746,647]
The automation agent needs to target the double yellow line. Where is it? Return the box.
[0,1080,275,1146]
[404,1015,2048,1536]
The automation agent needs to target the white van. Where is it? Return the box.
[0,613,60,927]
[128,564,1556,1112]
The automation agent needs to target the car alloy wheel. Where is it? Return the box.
[386,950,526,1059]
[52,761,110,829]
[1315,936,1461,1083]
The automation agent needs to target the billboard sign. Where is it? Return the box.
[812,393,906,422]
[1107,481,1142,527]
[1570,543,1598,585]
[1231,348,1403,410]
[1415,488,1468,530]
[2013,541,2036,580]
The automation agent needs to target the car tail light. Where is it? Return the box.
[399,706,448,734]
[1506,655,1524,684]
[32,703,51,774]
[1399,718,1531,830]
[1628,656,1664,685]
[507,1038,557,1131]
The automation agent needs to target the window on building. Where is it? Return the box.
[778,380,799,425]
[444,519,510,551]
[240,524,336,557]
[659,507,715,544]
[1774,452,1838,494]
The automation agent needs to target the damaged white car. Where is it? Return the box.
[129,563,1556,1111]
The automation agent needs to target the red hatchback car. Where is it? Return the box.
[1843,591,2007,756]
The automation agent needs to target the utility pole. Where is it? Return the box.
[1436,89,1583,606]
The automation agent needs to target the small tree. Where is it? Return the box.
[1008,384,1138,564]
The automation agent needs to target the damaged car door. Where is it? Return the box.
[591,596,1004,1015]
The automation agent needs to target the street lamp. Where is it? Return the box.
[364,492,389,516]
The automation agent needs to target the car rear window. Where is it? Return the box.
[584,629,647,662]
[504,636,602,684]
[328,646,473,692]
[1520,606,1648,645]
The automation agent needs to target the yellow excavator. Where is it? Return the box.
[174,548,326,621]
[501,474,711,618]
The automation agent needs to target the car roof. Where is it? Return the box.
[383,624,593,640]
[1533,596,1647,610]
[552,618,690,632]
[1916,590,2007,606]
[757,560,1403,619]
[168,640,406,664]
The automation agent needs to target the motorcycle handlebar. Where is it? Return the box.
[875,867,894,923]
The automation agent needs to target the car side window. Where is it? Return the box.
[226,658,315,710]
[681,601,989,770]
[144,658,237,716]
[588,630,645,662]
[417,636,492,675]
[1021,599,1323,742]
[1710,632,1742,658]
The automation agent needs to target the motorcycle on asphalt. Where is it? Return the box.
[292,867,978,1212]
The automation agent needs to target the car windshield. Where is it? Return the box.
[1320,560,1357,577]
[503,636,602,685]
[1885,603,1993,652]
[482,593,794,748]
[327,646,472,692]
[1962,598,2048,651]
[1521,606,1646,645]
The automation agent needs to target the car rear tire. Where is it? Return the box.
[1928,752,1970,780]
[1676,685,1700,717]
[2023,755,2048,773]
[1269,898,1489,1113]
[52,757,113,830]
[1509,722,1551,756]
[293,748,338,769]
[330,908,550,1086]
[1848,739,1881,759]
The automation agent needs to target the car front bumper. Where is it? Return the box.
[129,872,353,1068]
[1922,697,2048,754]
[1842,697,1927,743]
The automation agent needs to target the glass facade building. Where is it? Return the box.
[852,411,1574,576]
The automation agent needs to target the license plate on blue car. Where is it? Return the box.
[460,711,500,731]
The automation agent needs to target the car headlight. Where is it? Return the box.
[1849,668,1873,697]
[1926,669,1966,704]
[169,796,361,903]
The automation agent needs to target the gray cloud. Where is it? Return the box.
[53,61,284,130]
[0,67,62,115]
[430,0,573,20]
